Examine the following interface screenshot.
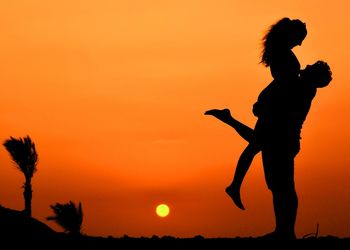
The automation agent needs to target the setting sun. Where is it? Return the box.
[156,204,170,218]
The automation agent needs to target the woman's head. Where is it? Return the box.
[261,17,307,66]
[289,19,307,47]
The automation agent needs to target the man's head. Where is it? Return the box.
[300,61,332,88]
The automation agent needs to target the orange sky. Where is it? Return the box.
[0,0,350,238]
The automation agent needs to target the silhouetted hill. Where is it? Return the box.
[0,205,58,240]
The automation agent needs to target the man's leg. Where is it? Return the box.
[261,145,297,240]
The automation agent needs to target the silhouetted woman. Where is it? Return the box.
[206,17,307,239]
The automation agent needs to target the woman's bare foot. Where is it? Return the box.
[204,109,232,123]
[225,185,245,210]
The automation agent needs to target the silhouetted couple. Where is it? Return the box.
[205,17,332,240]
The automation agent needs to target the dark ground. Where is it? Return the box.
[1,205,349,249]
[5,235,350,249]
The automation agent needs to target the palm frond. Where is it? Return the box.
[47,201,83,235]
[3,135,38,177]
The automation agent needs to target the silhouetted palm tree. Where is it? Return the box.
[3,136,38,217]
[47,201,83,236]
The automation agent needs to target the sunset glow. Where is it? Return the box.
[0,0,349,239]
